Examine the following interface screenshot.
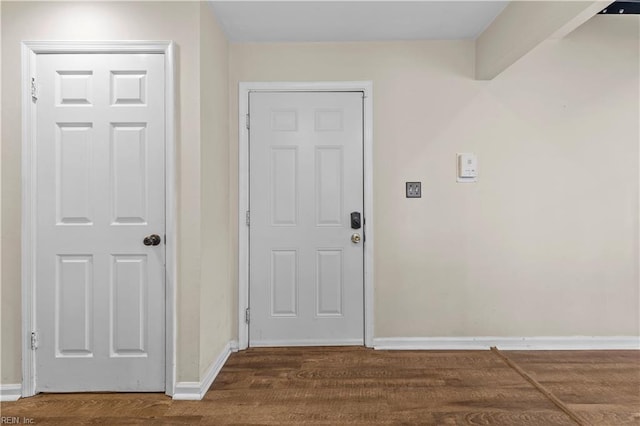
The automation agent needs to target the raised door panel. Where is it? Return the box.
[270,250,298,317]
[271,110,298,132]
[316,250,343,317]
[110,255,148,357]
[110,124,148,225]
[314,109,343,132]
[315,147,343,226]
[56,123,93,225]
[270,147,298,226]
[56,255,93,357]
[56,71,93,105]
[111,71,147,105]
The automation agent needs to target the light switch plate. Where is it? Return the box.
[406,182,421,198]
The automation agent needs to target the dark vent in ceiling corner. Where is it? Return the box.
[600,1,640,14]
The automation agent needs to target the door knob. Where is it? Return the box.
[351,233,361,244]
[143,234,162,246]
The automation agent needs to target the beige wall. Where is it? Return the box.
[199,1,232,377]
[229,15,640,338]
[0,1,231,385]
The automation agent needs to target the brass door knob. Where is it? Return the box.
[351,233,361,244]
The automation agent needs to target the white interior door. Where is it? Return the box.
[35,53,166,392]
[249,92,364,346]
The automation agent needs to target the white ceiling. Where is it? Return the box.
[210,1,509,43]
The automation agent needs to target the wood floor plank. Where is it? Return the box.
[8,417,202,426]
[1,348,636,425]
[506,350,640,425]
[1,393,171,418]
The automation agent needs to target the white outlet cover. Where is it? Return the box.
[406,181,421,198]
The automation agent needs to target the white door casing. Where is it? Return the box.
[21,42,176,397]
[247,90,368,346]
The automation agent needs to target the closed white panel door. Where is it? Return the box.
[249,92,364,346]
[35,53,165,391]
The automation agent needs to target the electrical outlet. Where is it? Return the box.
[406,182,421,198]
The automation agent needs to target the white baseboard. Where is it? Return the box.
[173,340,237,401]
[373,336,640,351]
[0,384,22,402]
[251,338,363,347]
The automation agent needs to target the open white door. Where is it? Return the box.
[249,92,364,346]
[34,53,166,392]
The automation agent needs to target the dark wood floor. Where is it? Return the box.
[1,347,638,425]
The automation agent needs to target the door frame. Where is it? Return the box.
[20,41,177,397]
[238,81,374,349]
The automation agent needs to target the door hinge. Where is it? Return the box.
[246,210,250,227]
[30,331,38,350]
[245,114,250,130]
[245,308,250,324]
[31,78,38,102]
